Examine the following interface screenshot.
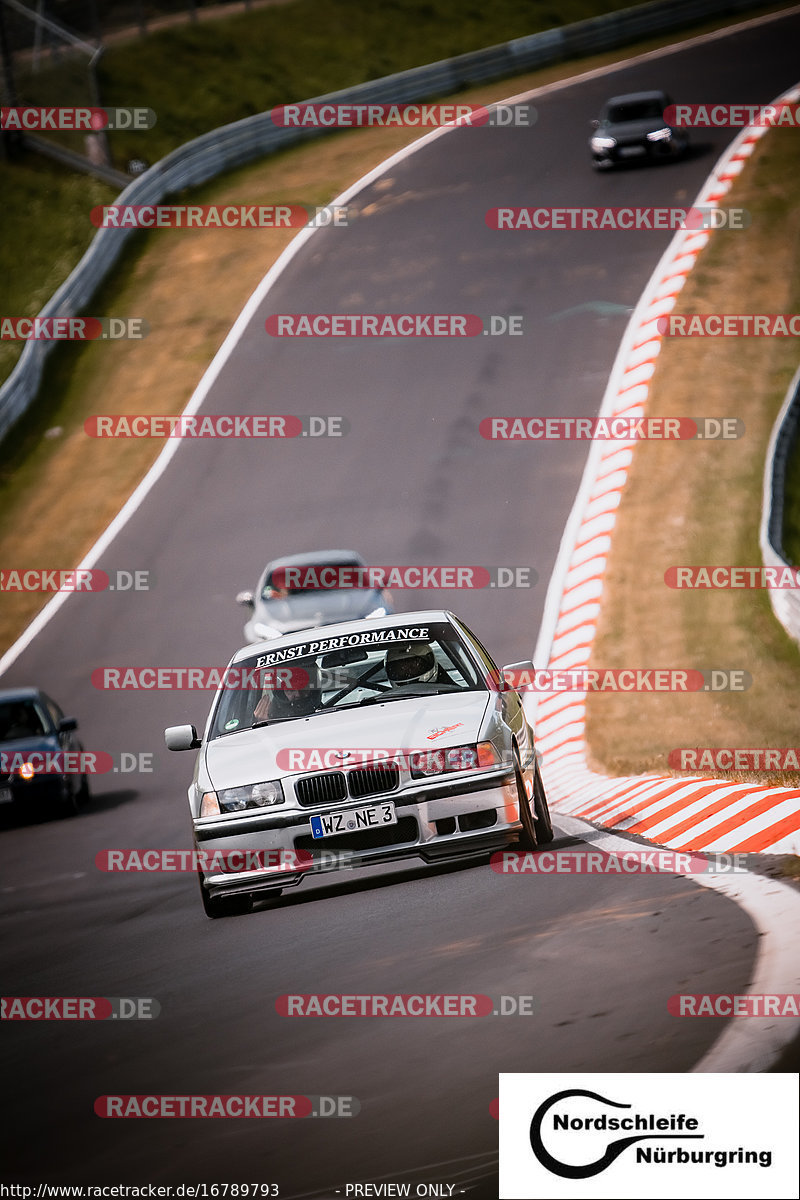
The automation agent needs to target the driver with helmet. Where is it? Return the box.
[253,661,322,722]
[384,641,451,688]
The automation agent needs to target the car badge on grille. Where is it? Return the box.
[332,751,351,761]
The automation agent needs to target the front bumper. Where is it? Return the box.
[0,775,72,810]
[592,136,686,166]
[193,765,526,900]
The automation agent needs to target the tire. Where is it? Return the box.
[197,871,253,919]
[57,776,81,818]
[532,760,554,845]
[513,748,538,851]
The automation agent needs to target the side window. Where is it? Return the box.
[24,702,47,736]
[42,695,63,732]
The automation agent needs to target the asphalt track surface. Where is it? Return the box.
[3,10,800,1195]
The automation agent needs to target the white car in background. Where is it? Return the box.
[166,610,553,917]
[236,548,393,642]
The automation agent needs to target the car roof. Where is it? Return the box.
[263,549,367,572]
[230,609,456,662]
[0,686,44,702]
[604,90,668,108]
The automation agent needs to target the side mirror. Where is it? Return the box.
[500,661,537,692]
[165,724,201,751]
[58,716,78,732]
[236,590,255,609]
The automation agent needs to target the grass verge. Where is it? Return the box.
[585,125,800,789]
[2,0,795,380]
[1,2,798,704]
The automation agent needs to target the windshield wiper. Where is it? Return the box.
[353,688,460,707]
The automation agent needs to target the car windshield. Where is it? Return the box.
[606,98,665,123]
[208,622,485,738]
[261,559,365,598]
[0,700,45,741]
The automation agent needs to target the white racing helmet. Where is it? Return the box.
[385,641,437,686]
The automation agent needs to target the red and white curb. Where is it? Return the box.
[530,84,800,857]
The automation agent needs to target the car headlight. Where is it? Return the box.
[202,781,285,815]
[591,134,616,151]
[646,126,673,142]
[365,606,386,618]
[409,742,500,779]
[252,622,282,640]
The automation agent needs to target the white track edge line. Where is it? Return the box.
[557,815,800,1071]
[3,4,799,679]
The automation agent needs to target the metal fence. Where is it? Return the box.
[0,0,774,443]
[761,365,800,645]
[2,0,268,49]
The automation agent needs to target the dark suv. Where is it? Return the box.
[590,90,688,168]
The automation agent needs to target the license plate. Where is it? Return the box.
[310,801,397,840]
[0,788,13,804]
[619,145,646,157]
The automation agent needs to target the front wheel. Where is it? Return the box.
[514,748,538,851]
[56,775,81,818]
[197,871,253,919]
[532,760,554,844]
[77,773,90,805]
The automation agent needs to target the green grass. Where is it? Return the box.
[0,0,632,384]
[0,156,116,381]
[10,0,654,168]
[2,0,794,387]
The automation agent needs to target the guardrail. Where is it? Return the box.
[0,0,773,443]
[761,364,800,644]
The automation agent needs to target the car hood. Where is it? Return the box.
[256,589,383,630]
[603,116,668,140]
[203,691,492,788]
